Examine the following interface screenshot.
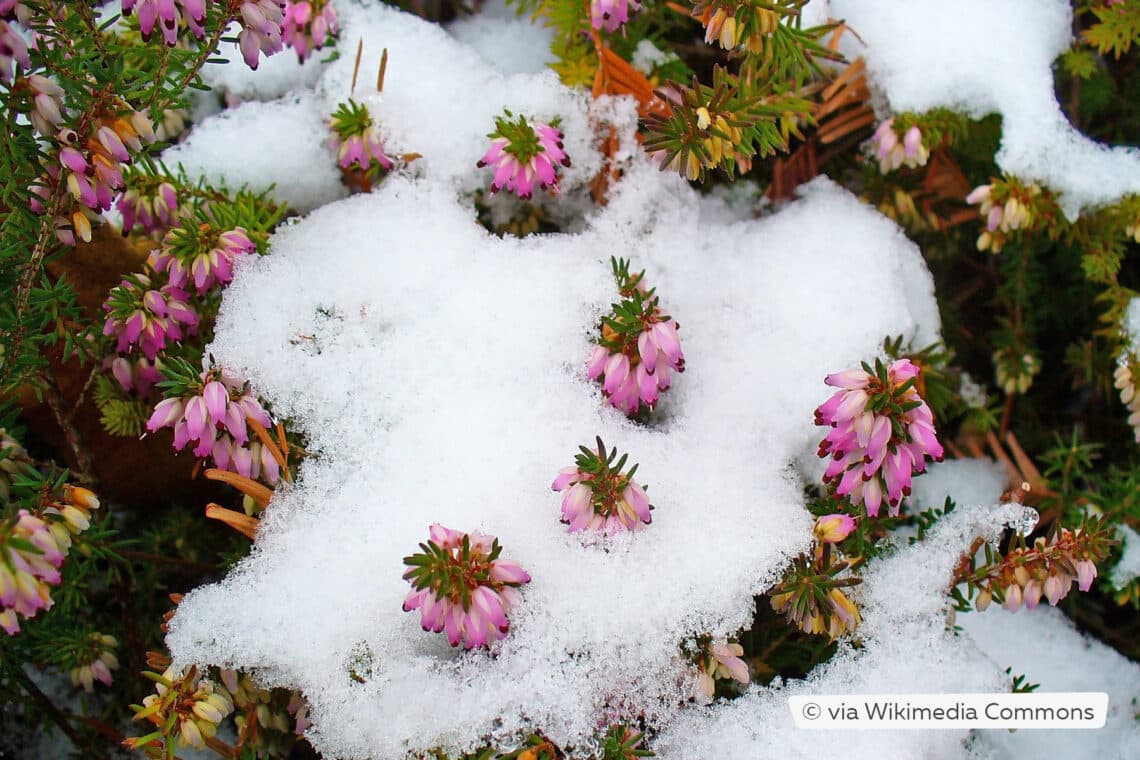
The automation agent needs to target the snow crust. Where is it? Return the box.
[829,0,1140,217]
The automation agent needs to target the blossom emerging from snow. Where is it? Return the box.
[814,513,856,544]
[590,0,641,33]
[771,571,862,641]
[328,99,394,189]
[283,0,338,62]
[815,358,943,517]
[121,0,207,45]
[695,638,749,698]
[477,111,569,200]
[146,366,279,482]
[588,258,684,416]
[870,118,929,173]
[1115,356,1140,443]
[401,525,531,649]
[552,437,653,534]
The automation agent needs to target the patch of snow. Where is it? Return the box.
[447,0,555,76]
[167,158,941,757]
[1110,524,1140,590]
[162,93,346,213]
[831,0,1140,217]
[653,501,1029,759]
[961,606,1140,759]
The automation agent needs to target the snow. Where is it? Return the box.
[201,22,330,102]
[909,459,1010,513]
[1124,296,1140,350]
[653,499,1032,759]
[1110,524,1140,590]
[447,0,555,76]
[162,3,601,213]
[961,606,1140,759]
[828,0,1140,218]
[167,64,945,752]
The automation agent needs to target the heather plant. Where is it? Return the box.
[2,1,1140,758]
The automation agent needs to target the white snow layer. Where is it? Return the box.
[828,0,1140,217]
[961,606,1140,759]
[162,3,1136,758]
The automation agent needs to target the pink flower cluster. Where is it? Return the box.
[282,0,337,62]
[402,525,531,650]
[588,320,683,415]
[477,115,569,200]
[146,368,279,482]
[118,180,179,237]
[815,358,943,517]
[238,0,287,69]
[26,74,64,137]
[122,0,208,45]
[330,126,393,174]
[108,355,162,396]
[552,450,652,534]
[870,118,928,173]
[1,487,100,636]
[590,0,641,33]
[1,511,64,635]
[153,226,255,294]
[0,18,29,84]
[102,273,199,360]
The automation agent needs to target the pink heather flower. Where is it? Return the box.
[146,368,276,480]
[107,355,162,397]
[283,0,337,62]
[589,259,684,416]
[590,0,641,33]
[0,19,29,84]
[1,509,70,635]
[328,99,395,182]
[237,0,286,69]
[477,113,570,200]
[118,181,180,237]
[813,513,856,544]
[153,226,256,294]
[122,0,208,45]
[27,74,64,136]
[102,274,199,359]
[552,438,653,534]
[0,2,32,23]
[870,118,928,173]
[1076,559,1097,592]
[815,358,943,517]
[402,525,530,650]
